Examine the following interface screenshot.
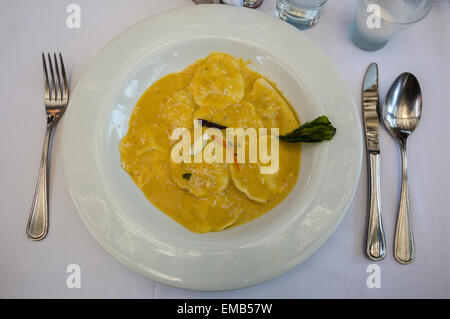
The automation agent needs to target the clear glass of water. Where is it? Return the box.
[350,0,435,51]
[276,0,328,30]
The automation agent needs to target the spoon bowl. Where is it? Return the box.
[383,73,422,144]
[383,72,422,264]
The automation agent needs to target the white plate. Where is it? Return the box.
[62,4,362,291]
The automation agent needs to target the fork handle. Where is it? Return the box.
[27,124,53,240]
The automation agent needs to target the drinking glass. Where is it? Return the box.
[276,0,328,30]
[350,0,435,51]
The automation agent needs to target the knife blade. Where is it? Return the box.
[363,63,380,153]
[363,63,386,261]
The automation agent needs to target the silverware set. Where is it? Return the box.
[362,63,422,264]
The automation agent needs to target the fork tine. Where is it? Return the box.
[53,53,62,101]
[59,53,68,100]
[47,53,56,100]
[42,53,50,101]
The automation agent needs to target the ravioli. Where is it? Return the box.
[119,52,301,233]
[247,78,298,134]
[158,90,195,130]
[194,101,263,129]
[189,53,245,107]
[169,157,230,198]
[120,123,171,187]
[181,190,243,233]
[229,135,290,203]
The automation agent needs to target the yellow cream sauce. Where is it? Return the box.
[119,53,301,233]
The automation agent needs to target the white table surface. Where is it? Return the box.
[1,0,449,298]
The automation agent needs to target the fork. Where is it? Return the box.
[26,53,69,241]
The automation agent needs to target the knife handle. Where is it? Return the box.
[366,152,386,260]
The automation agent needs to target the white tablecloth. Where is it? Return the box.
[1,0,449,298]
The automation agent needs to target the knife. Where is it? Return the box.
[363,63,386,261]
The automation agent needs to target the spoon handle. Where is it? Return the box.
[394,144,415,264]
[366,152,386,260]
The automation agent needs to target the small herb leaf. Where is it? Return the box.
[182,173,192,180]
[198,119,227,130]
[278,116,336,143]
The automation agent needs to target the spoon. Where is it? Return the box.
[383,72,422,264]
